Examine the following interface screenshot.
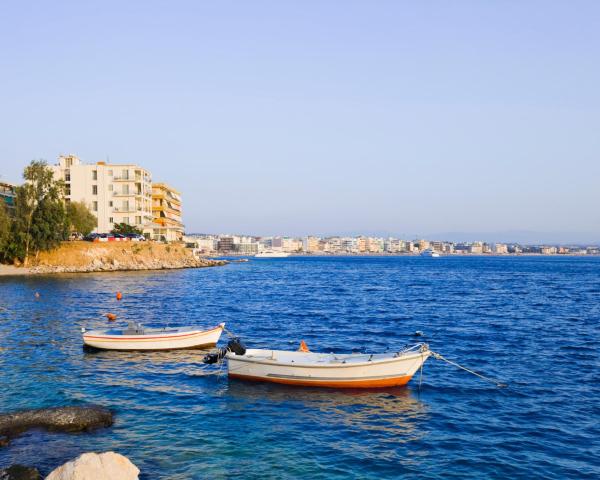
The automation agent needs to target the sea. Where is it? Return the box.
[0,256,598,479]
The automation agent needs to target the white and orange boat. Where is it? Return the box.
[223,342,431,388]
[82,321,225,351]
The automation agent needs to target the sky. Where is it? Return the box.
[0,1,599,243]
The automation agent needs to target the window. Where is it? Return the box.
[92,185,98,195]
[124,217,130,225]
[109,217,113,223]
[122,169,129,180]
[108,170,113,176]
[123,185,129,195]
[135,216,142,225]
[65,171,70,181]
[92,201,98,212]
[109,184,113,191]
[109,201,113,207]
[92,170,97,180]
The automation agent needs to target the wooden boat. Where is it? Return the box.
[225,342,431,388]
[82,321,225,351]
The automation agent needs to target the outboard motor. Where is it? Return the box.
[203,337,246,364]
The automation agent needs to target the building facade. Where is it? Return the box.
[150,183,184,242]
[51,155,153,234]
[0,181,16,214]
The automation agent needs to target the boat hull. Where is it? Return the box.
[83,325,224,351]
[227,348,430,389]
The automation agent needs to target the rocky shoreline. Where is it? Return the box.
[28,255,227,274]
[0,241,227,275]
[0,406,132,479]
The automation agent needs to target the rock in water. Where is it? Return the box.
[45,452,139,480]
[0,465,41,480]
[0,406,112,441]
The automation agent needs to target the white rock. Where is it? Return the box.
[45,452,139,480]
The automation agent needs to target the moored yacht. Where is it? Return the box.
[255,251,290,258]
[420,249,440,257]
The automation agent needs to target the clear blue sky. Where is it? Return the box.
[1,1,599,242]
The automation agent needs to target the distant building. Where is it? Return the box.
[430,241,444,252]
[416,239,430,251]
[469,242,483,254]
[150,183,184,242]
[0,181,16,214]
[493,243,508,254]
[282,237,303,252]
[236,236,259,255]
[341,237,359,253]
[188,236,217,253]
[51,155,153,234]
[304,236,321,253]
[217,236,234,252]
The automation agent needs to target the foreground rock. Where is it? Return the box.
[0,406,112,446]
[0,465,41,480]
[46,452,139,480]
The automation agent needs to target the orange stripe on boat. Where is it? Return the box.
[228,373,413,388]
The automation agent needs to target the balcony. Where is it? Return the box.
[112,176,134,182]
[113,207,138,213]
[113,191,145,197]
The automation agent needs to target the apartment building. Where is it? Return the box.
[0,181,16,214]
[151,183,184,242]
[304,236,321,253]
[52,155,153,234]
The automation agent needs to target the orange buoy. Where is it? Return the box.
[298,340,310,353]
[116,291,123,301]
[105,313,117,321]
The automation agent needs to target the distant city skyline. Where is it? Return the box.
[1,2,599,240]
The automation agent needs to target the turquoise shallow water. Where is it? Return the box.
[0,256,599,479]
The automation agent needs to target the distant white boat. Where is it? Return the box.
[255,251,290,258]
[82,322,224,351]
[420,249,440,257]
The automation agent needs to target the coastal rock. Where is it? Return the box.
[0,435,8,447]
[0,465,41,480]
[45,452,139,480]
[0,406,112,441]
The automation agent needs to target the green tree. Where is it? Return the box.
[66,201,97,235]
[111,222,142,235]
[12,160,67,265]
[0,201,11,261]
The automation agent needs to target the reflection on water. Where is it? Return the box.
[226,380,428,439]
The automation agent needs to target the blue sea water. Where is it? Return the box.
[0,256,598,479]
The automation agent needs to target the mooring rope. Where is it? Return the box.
[222,325,238,339]
[430,351,507,388]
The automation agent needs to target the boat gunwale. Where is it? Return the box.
[227,349,429,369]
[83,324,223,341]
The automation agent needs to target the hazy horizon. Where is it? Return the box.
[1,2,599,240]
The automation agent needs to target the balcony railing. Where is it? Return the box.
[113,207,138,213]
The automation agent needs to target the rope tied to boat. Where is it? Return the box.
[430,351,507,388]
